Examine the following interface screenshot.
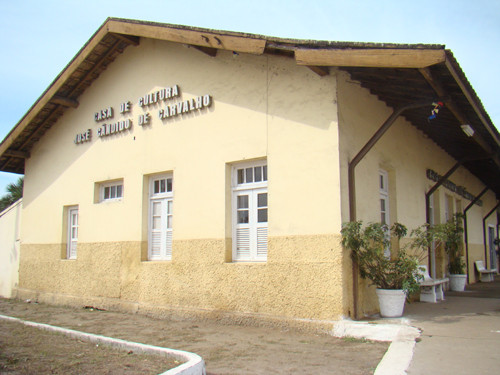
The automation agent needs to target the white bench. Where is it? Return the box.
[475,260,497,282]
[417,265,449,303]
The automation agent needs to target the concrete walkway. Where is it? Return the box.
[405,276,500,374]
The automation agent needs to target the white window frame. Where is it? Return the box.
[148,174,173,261]
[67,206,79,260]
[379,170,390,258]
[100,180,123,202]
[232,161,268,262]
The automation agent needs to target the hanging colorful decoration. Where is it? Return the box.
[428,101,443,121]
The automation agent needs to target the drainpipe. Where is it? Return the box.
[497,211,500,270]
[425,161,462,278]
[463,187,488,284]
[483,201,500,269]
[348,99,437,319]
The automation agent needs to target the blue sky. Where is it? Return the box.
[0,0,499,194]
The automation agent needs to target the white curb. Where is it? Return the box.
[0,314,205,375]
[333,319,420,375]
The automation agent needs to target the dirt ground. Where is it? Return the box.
[0,319,178,374]
[0,298,388,374]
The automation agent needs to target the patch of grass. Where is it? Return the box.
[341,336,370,343]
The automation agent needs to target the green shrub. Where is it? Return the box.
[341,222,425,295]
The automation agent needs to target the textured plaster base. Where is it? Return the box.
[14,288,341,333]
[18,235,348,322]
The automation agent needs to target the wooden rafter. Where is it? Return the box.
[307,66,329,77]
[3,150,30,159]
[51,95,79,108]
[444,59,500,143]
[67,39,123,97]
[419,67,468,124]
[18,106,62,151]
[109,32,140,46]
[0,38,126,172]
[107,19,266,55]
[18,39,123,151]
[419,67,500,169]
[192,45,217,57]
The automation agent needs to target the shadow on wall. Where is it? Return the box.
[21,42,338,207]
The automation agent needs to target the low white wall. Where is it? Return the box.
[0,199,22,298]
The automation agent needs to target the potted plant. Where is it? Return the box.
[431,213,466,291]
[341,222,424,318]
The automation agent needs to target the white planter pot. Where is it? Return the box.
[449,274,467,291]
[376,289,406,318]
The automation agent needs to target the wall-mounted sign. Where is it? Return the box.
[138,85,179,107]
[426,169,482,206]
[74,129,91,144]
[74,84,213,145]
[94,107,113,121]
[97,119,132,137]
[158,95,211,120]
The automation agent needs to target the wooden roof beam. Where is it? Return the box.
[106,19,266,55]
[51,95,79,108]
[17,40,124,152]
[109,32,140,46]
[192,45,217,57]
[68,39,123,96]
[307,66,329,77]
[3,150,30,159]
[295,48,446,68]
[18,106,61,151]
[444,58,500,144]
[419,67,500,169]
[419,67,468,123]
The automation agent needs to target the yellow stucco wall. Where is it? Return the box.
[19,38,348,321]
[0,199,22,298]
[336,70,498,316]
[16,37,498,321]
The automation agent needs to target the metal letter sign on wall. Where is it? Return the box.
[426,169,482,206]
[74,84,212,144]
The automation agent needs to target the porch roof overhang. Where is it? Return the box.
[1,18,499,197]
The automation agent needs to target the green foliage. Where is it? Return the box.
[429,213,466,274]
[403,213,466,275]
[341,222,425,295]
[0,177,23,212]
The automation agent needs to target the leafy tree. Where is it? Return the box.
[0,176,23,212]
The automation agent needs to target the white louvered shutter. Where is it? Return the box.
[255,191,268,259]
[149,197,173,260]
[233,188,267,261]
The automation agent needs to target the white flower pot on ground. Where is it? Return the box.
[449,274,467,291]
[376,289,406,318]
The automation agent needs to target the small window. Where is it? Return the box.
[236,165,267,186]
[153,177,173,195]
[99,180,123,202]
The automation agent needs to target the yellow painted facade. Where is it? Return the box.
[10,23,499,321]
[19,38,350,320]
